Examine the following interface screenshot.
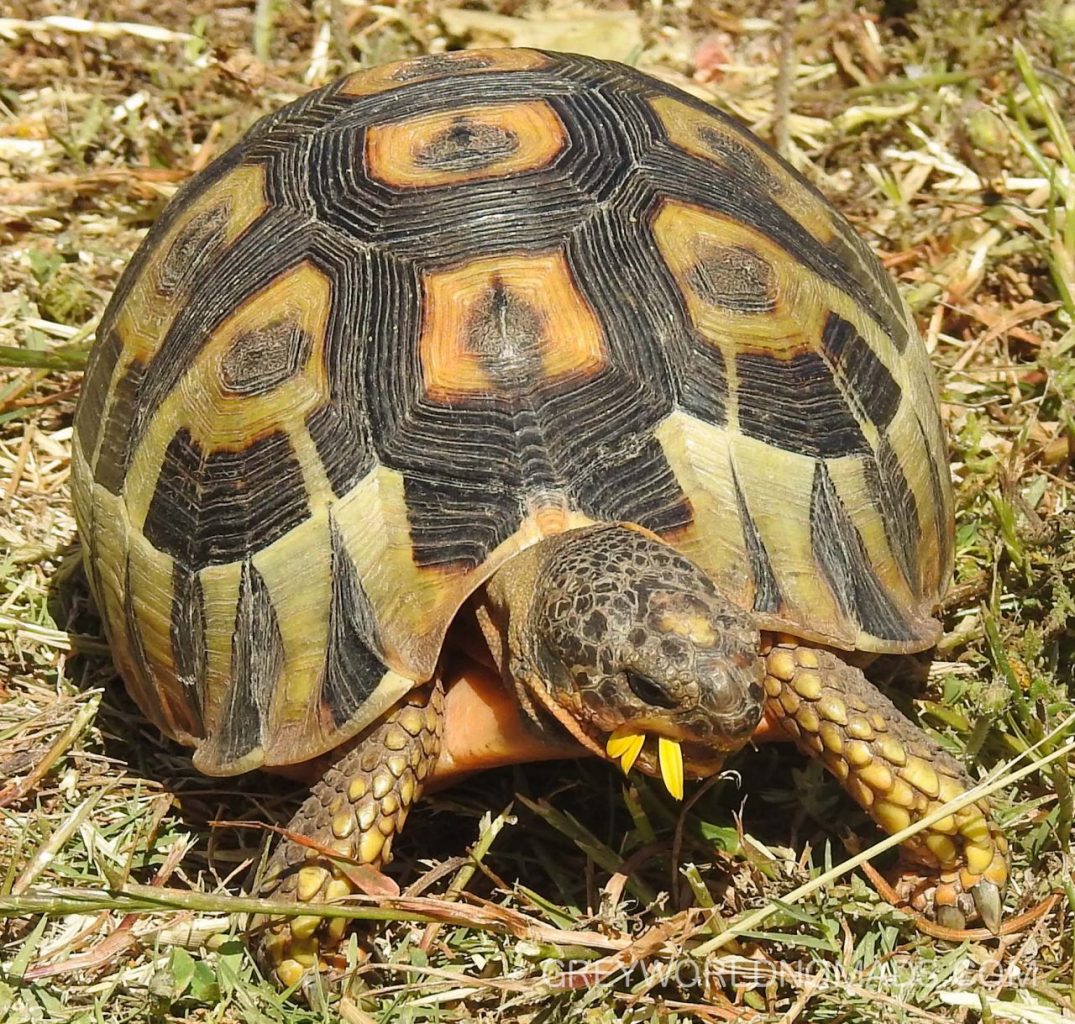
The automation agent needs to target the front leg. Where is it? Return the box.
[761,635,1008,930]
[253,681,443,989]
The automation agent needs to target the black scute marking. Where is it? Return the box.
[171,562,207,732]
[681,341,728,426]
[227,75,369,160]
[157,204,230,297]
[570,430,693,535]
[142,428,309,568]
[321,516,390,728]
[689,244,776,313]
[304,240,377,498]
[415,118,519,173]
[733,469,781,613]
[737,351,868,458]
[465,278,545,385]
[571,185,730,428]
[821,312,901,430]
[865,435,921,593]
[810,462,914,641]
[307,403,375,497]
[219,320,311,395]
[402,468,523,569]
[95,358,146,495]
[216,560,282,765]
[558,195,694,531]
[75,326,122,462]
[392,53,496,81]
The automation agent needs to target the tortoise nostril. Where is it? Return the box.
[625,670,678,709]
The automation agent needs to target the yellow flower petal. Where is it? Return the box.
[606,726,646,775]
[618,733,645,775]
[606,726,640,758]
[658,736,684,800]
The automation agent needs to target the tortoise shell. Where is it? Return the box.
[71,48,953,777]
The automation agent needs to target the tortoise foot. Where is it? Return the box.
[761,635,1009,931]
[252,682,443,992]
[899,860,1006,933]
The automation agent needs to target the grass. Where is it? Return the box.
[1,1,1074,1021]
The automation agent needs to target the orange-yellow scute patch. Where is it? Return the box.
[123,262,333,531]
[176,262,330,447]
[113,164,268,365]
[651,199,830,361]
[365,100,566,189]
[419,250,607,401]
[648,94,835,243]
[339,48,551,97]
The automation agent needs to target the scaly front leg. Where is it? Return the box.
[254,681,443,988]
[761,635,1008,930]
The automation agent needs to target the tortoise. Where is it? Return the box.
[71,47,1009,990]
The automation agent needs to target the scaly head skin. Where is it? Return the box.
[485,525,766,794]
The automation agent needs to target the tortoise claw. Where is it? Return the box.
[972,879,1003,935]
[935,904,966,932]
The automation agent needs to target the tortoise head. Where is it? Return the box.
[498,525,766,795]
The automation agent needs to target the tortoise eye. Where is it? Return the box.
[625,670,678,709]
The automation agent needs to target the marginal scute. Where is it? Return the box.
[652,414,753,609]
[75,327,122,466]
[122,552,155,704]
[94,357,147,495]
[733,468,782,614]
[171,561,208,718]
[321,515,391,728]
[809,461,918,643]
[885,395,953,602]
[203,559,283,771]
[864,435,921,592]
[126,536,205,742]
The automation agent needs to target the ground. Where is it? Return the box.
[1,1,1074,1022]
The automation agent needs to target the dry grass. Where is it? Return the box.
[1,1,1073,1021]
